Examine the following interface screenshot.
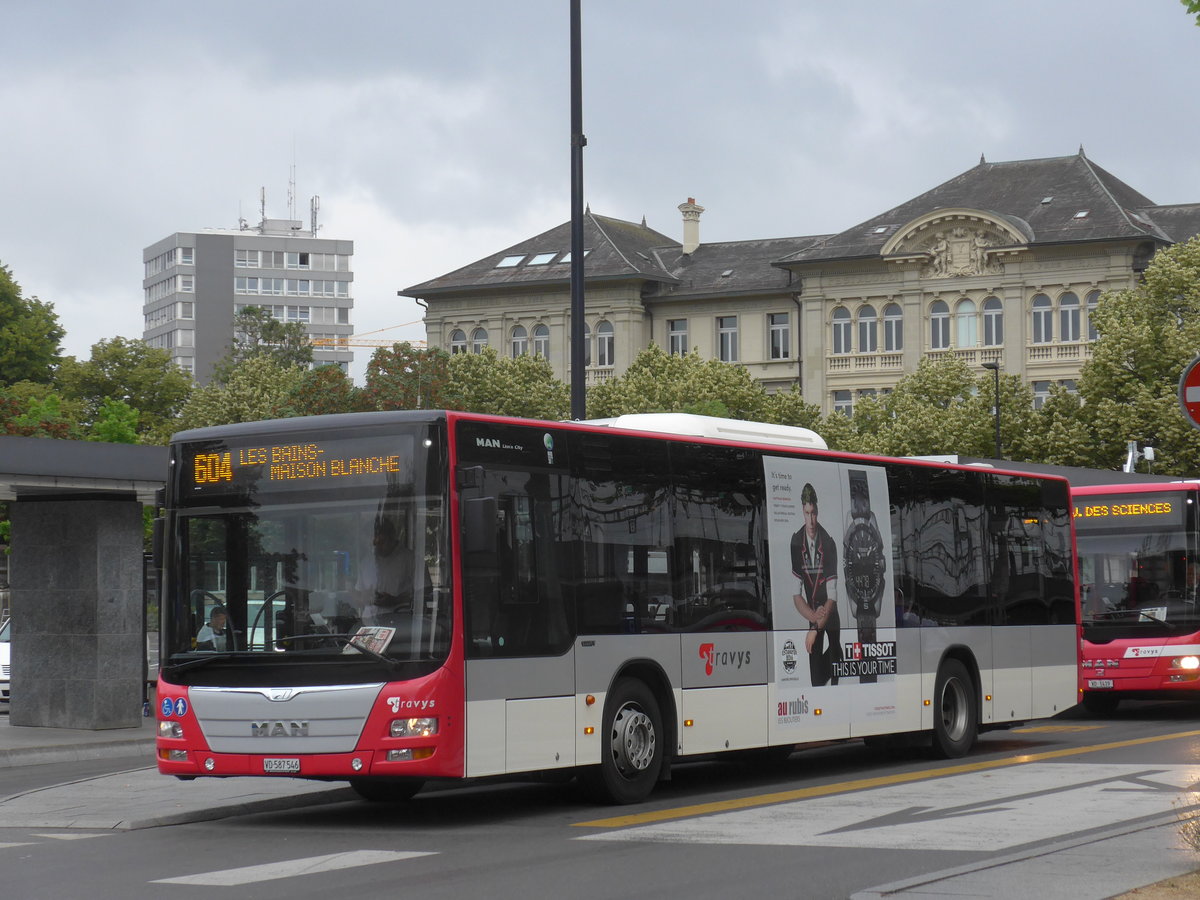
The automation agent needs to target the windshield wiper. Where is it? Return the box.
[166,652,241,673]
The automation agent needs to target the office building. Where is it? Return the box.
[143,209,354,384]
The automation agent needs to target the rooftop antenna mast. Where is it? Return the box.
[287,160,296,222]
[259,187,266,232]
[310,195,320,235]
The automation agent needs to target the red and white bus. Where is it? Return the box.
[156,410,1079,803]
[1075,481,1200,714]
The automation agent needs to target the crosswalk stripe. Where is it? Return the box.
[32,833,113,840]
[152,850,435,886]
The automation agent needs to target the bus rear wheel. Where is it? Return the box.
[581,678,664,804]
[349,777,423,803]
[932,659,977,758]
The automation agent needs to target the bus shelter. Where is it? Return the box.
[0,436,165,729]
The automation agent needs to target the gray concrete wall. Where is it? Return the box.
[9,498,145,729]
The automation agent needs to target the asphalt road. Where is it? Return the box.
[2,702,1200,900]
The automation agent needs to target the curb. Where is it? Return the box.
[0,739,157,770]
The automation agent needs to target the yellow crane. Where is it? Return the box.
[310,319,426,350]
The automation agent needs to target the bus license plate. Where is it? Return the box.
[263,758,301,774]
[1087,679,1114,689]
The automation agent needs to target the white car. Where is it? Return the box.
[0,618,9,708]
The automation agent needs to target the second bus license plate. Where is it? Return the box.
[263,758,301,773]
[1087,679,1114,689]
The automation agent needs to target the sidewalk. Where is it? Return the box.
[0,709,352,829]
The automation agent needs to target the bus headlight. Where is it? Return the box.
[1170,656,1200,670]
[159,721,184,739]
[391,717,438,737]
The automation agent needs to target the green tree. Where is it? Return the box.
[587,345,769,420]
[175,355,307,430]
[0,263,65,386]
[212,306,313,383]
[445,348,570,419]
[0,387,81,438]
[361,343,452,411]
[55,337,193,442]
[1185,1,1200,26]
[278,364,363,417]
[1077,235,1200,475]
[88,398,140,443]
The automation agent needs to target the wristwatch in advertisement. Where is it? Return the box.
[843,469,887,622]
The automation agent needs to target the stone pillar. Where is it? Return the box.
[9,498,145,729]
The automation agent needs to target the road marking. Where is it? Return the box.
[1014,724,1104,733]
[0,842,36,850]
[575,727,1200,828]
[579,763,1200,852]
[151,850,436,886]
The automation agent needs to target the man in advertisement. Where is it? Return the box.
[791,482,843,686]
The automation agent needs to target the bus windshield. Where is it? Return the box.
[163,422,450,668]
[1078,529,1200,634]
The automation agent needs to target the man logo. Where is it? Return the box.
[251,721,309,737]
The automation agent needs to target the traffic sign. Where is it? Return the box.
[1179,355,1200,431]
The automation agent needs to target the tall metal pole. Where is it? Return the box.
[982,362,1001,458]
[568,0,587,420]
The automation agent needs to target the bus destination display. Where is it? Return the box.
[184,433,413,495]
[1072,492,1186,530]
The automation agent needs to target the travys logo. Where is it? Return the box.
[698,642,752,676]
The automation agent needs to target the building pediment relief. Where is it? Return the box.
[880,208,1029,279]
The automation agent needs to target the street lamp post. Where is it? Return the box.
[982,362,1001,459]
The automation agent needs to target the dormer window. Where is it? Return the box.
[496,254,525,268]
[527,252,557,265]
[1073,210,1090,219]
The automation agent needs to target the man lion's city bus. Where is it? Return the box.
[1075,481,1200,714]
[156,410,1079,803]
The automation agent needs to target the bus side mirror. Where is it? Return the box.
[463,498,498,555]
[152,517,165,570]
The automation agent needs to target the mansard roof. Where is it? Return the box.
[403,212,680,296]
[777,152,1173,266]
[1140,203,1200,244]
[644,235,829,300]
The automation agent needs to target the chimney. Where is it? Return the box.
[678,197,705,254]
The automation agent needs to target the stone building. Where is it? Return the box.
[401,151,1200,413]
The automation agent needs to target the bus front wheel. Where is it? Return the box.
[349,777,423,803]
[582,678,664,804]
[932,659,977,758]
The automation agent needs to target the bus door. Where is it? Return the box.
[458,431,575,777]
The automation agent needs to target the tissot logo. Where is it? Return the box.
[476,438,501,448]
[251,721,309,737]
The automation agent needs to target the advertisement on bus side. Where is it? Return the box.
[764,457,898,728]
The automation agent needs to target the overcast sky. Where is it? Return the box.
[3,1,1198,382]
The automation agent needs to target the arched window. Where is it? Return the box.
[511,324,528,357]
[449,329,467,354]
[858,305,878,353]
[582,322,591,367]
[983,297,1003,346]
[883,303,903,352]
[1032,294,1052,344]
[1086,290,1101,341]
[1059,293,1080,342]
[470,327,488,354]
[954,298,977,348]
[597,321,614,367]
[832,307,852,354]
[930,300,950,350]
[532,323,550,358]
